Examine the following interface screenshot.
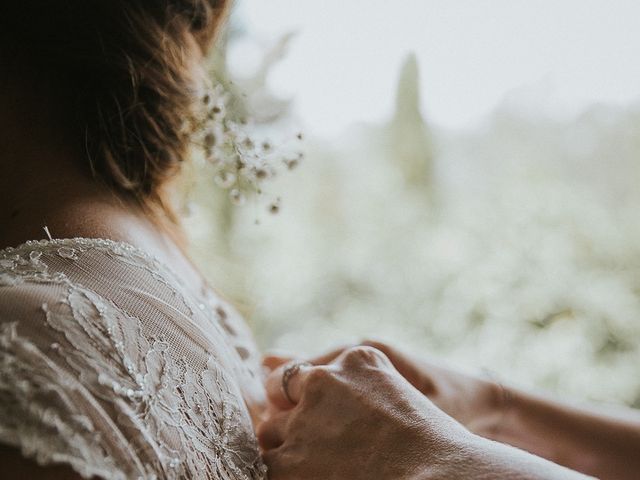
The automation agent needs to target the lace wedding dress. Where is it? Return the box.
[0,238,267,479]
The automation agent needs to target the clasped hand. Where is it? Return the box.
[257,343,496,480]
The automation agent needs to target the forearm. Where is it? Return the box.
[470,435,596,480]
[413,434,595,480]
[492,387,640,480]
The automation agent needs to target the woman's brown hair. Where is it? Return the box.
[0,0,230,223]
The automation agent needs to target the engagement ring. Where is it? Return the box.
[281,361,312,405]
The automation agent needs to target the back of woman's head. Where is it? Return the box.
[0,0,230,221]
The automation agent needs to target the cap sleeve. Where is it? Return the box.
[0,285,132,480]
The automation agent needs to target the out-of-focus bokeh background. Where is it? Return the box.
[186,0,640,406]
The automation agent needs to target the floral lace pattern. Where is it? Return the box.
[0,238,267,479]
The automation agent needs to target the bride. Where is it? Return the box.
[0,1,266,478]
[2,1,640,479]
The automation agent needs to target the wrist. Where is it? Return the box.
[409,433,491,480]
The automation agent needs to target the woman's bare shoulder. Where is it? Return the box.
[0,190,139,250]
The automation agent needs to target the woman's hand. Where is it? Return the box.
[361,340,504,436]
[264,340,504,439]
[258,346,595,480]
[258,346,480,480]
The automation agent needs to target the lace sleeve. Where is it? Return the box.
[0,240,267,480]
[0,280,157,480]
[0,319,128,479]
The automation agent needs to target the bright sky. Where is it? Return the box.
[232,0,640,136]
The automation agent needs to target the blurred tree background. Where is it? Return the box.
[184,1,640,407]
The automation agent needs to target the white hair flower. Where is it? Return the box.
[187,83,304,214]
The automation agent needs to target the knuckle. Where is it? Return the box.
[344,345,387,364]
[360,339,389,353]
[255,418,271,440]
[304,365,333,387]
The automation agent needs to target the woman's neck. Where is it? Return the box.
[0,74,111,246]
[0,84,205,289]
[0,147,205,288]
[0,114,138,248]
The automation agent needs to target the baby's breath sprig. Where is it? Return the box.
[186,83,304,214]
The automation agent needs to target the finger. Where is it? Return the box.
[335,345,394,370]
[364,341,439,395]
[265,361,314,409]
[267,342,383,371]
[262,446,292,480]
[307,343,355,365]
[256,409,290,451]
[262,354,292,372]
[308,340,393,366]
[360,338,393,356]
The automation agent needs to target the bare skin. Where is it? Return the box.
[0,67,208,480]
[262,342,640,479]
[0,55,218,293]
[4,30,640,480]
[258,346,594,480]
[358,341,640,480]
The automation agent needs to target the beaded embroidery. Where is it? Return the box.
[0,238,267,479]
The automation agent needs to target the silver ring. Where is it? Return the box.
[281,361,312,405]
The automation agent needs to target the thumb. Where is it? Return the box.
[262,353,294,373]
